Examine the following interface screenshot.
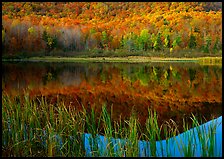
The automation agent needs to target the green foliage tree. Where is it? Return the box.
[213,37,221,53]
[137,29,150,51]
[172,36,182,49]
[151,33,156,49]
[121,32,138,52]
[136,29,151,51]
[164,34,171,48]
[153,32,163,51]
[42,30,48,43]
[42,30,58,55]
[188,34,196,49]
[202,36,211,53]
[101,30,108,49]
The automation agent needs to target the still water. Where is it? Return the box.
[2,61,222,128]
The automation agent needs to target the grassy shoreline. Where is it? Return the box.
[2,56,222,64]
[2,92,221,157]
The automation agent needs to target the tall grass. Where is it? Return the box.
[178,114,221,157]
[2,92,221,157]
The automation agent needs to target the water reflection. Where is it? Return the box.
[2,61,222,129]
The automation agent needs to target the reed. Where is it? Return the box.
[2,92,221,157]
[179,114,220,157]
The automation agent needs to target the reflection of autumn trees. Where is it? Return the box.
[24,64,221,135]
[2,2,222,56]
[3,63,222,104]
[3,63,222,132]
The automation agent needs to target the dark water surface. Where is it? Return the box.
[2,61,222,129]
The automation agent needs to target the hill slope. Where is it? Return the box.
[2,2,222,57]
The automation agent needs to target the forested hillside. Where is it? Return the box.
[2,2,222,57]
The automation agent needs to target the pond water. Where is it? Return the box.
[2,61,222,133]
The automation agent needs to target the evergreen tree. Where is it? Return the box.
[213,37,221,53]
[164,34,171,48]
[153,32,163,51]
[188,34,196,49]
[203,36,211,53]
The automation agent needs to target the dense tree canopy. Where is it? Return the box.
[2,2,222,57]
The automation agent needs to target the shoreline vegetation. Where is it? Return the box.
[2,56,222,65]
[2,92,222,157]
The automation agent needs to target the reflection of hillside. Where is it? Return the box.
[3,62,222,136]
[27,73,222,136]
[3,62,222,103]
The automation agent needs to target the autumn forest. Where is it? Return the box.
[2,2,222,58]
